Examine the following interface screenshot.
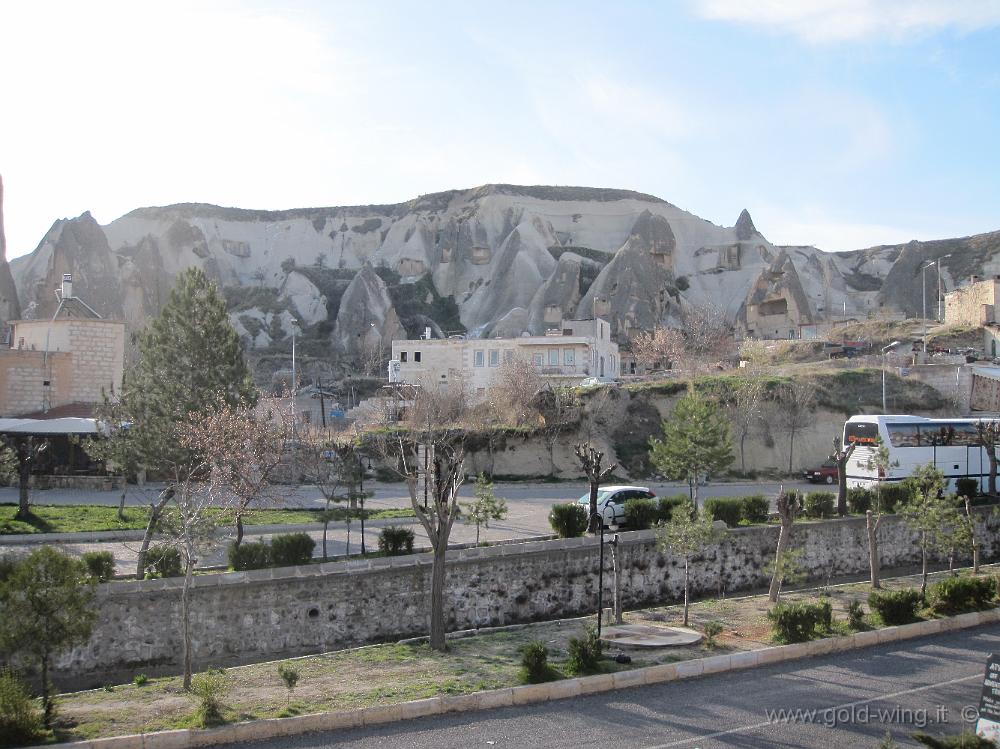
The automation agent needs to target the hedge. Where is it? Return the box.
[228,540,272,571]
[928,575,997,615]
[868,589,922,625]
[741,495,770,524]
[804,491,835,519]
[703,497,743,527]
[549,503,588,538]
[623,498,659,530]
[271,533,315,567]
[378,526,415,556]
[657,495,692,522]
[767,601,832,643]
[81,550,115,583]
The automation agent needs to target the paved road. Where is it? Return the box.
[0,480,817,574]
[231,626,999,748]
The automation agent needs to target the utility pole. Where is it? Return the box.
[922,261,936,352]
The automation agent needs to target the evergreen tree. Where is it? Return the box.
[0,547,96,725]
[96,267,257,578]
[648,385,733,506]
[655,501,721,626]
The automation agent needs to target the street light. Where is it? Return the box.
[921,261,936,352]
[357,454,373,555]
[937,255,952,322]
[881,340,901,413]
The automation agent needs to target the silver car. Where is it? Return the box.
[576,485,656,528]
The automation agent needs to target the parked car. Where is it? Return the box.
[575,485,656,528]
[803,460,838,484]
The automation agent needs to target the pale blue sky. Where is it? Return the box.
[1,0,998,259]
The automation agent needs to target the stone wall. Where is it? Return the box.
[49,510,1000,689]
[0,350,72,417]
[945,279,999,326]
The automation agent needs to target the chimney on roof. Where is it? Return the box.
[971,275,980,285]
[61,274,73,299]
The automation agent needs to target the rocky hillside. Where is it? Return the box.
[10,184,1000,358]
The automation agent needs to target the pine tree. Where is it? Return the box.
[96,267,257,579]
[648,385,733,506]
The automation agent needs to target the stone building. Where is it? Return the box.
[390,317,619,394]
[944,276,1000,327]
[738,251,814,340]
[0,275,125,417]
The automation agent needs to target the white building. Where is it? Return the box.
[390,318,620,394]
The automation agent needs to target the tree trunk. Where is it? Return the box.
[683,557,690,627]
[429,541,447,650]
[181,545,195,690]
[322,521,329,560]
[920,533,928,599]
[135,487,174,580]
[866,511,881,589]
[990,450,998,496]
[117,483,127,520]
[611,541,622,625]
[787,429,795,474]
[973,537,980,575]
[40,651,52,727]
[15,462,31,521]
[475,522,481,545]
[588,482,600,534]
[740,431,747,474]
[768,524,790,603]
[965,497,980,575]
[837,460,848,516]
[234,514,245,549]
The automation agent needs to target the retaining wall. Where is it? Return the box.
[49,510,1000,689]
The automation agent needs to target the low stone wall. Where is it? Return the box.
[51,511,1000,689]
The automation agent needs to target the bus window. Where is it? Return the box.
[952,423,979,446]
[846,422,879,445]
[887,423,920,447]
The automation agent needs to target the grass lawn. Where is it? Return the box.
[45,565,998,743]
[0,504,414,535]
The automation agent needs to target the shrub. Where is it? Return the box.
[566,625,603,674]
[520,641,552,683]
[847,600,865,630]
[881,483,913,512]
[189,668,230,727]
[0,668,43,747]
[81,550,115,583]
[955,478,979,498]
[378,526,415,556]
[133,674,149,687]
[271,533,315,567]
[804,492,835,519]
[868,589,922,625]
[623,498,659,530]
[928,575,997,615]
[767,601,828,643]
[702,497,742,527]
[277,664,299,696]
[227,541,272,571]
[816,598,833,630]
[703,620,723,649]
[144,545,182,578]
[657,495,692,523]
[847,488,872,514]
[740,495,770,524]
[548,503,588,538]
[911,731,997,748]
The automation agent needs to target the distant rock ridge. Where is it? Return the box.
[0,175,21,325]
[9,183,1000,350]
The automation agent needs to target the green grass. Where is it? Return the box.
[0,504,413,535]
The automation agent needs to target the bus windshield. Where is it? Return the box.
[845,421,879,445]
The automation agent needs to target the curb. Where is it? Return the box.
[40,607,1000,749]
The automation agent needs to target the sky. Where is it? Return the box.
[1,0,999,259]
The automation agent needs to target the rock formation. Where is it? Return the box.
[0,175,21,326]
[331,264,404,356]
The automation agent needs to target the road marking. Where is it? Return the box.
[644,673,981,748]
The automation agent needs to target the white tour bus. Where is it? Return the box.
[844,414,997,493]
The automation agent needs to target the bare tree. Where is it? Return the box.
[537,386,580,475]
[729,368,767,475]
[768,489,802,603]
[774,381,817,474]
[831,436,857,517]
[165,401,287,689]
[976,419,1000,495]
[490,357,544,428]
[3,436,49,521]
[575,442,617,534]
[630,326,685,373]
[681,303,734,366]
[367,385,469,651]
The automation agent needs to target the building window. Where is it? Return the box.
[489,350,499,367]
[400,352,407,362]
[474,350,485,367]
[564,349,575,365]
[414,351,422,362]
[503,350,514,363]
[548,348,559,366]
[533,353,544,367]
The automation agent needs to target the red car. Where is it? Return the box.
[804,461,838,484]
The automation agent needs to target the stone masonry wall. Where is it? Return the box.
[50,511,1000,689]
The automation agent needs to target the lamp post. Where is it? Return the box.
[357,454,372,555]
[591,513,619,639]
[937,255,952,322]
[922,261,936,352]
[881,340,901,412]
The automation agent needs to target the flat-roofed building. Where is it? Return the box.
[390,318,619,394]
